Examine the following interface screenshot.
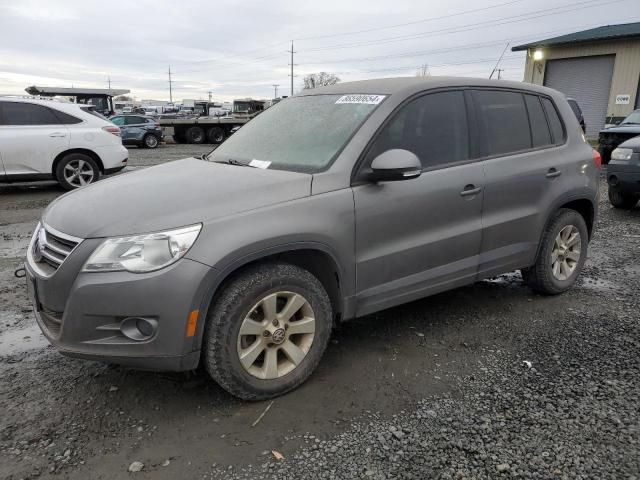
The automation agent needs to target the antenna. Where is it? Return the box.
[489,42,510,79]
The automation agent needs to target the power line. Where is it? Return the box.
[303,0,627,52]
[293,0,526,41]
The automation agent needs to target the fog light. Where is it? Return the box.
[120,317,157,341]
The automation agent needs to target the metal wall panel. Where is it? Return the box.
[544,55,615,136]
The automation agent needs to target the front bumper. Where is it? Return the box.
[25,242,214,371]
[608,159,640,194]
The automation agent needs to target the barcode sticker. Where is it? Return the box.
[335,94,386,105]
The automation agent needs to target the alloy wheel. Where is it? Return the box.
[551,225,581,281]
[63,159,95,187]
[237,291,315,380]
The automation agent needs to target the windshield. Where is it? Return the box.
[234,102,250,113]
[621,110,640,124]
[209,94,383,173]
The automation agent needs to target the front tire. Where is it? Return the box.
[203,262,333,400]
[522,208,588,295]
[55,153,100,191]
[608,186,637,209]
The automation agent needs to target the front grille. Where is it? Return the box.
[29,224,82,276]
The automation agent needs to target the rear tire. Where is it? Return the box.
[522,208,588,295]
[608,186,637,209]
[207,127,225,144]
[203,262,333,401]
[185,126,205,144]
[142,134,159,149]
[55,153,100,191]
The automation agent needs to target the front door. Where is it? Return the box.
[0,101,69,176]
[352,90,484,316]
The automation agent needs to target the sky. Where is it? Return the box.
[0,0,638,103]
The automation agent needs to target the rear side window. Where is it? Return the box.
[110,116,125,126]
[473,90,531,156]
[367,90,470,169]
[541,97,565,144]
[524,95,552,147]
[125,116,146,125]
[0,102,60,126]
[52,109,82,124]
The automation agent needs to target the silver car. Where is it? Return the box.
[25,77,600,400]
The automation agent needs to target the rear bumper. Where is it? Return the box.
[95,144,129,169]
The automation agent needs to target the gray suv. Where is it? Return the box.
[25,78,600,400]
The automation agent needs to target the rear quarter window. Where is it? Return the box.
[52,109,83,124]
[524,94,552,148]
[541,97,565,144]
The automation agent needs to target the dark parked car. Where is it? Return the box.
[607,135,640,209]
[566,98,585,133]
[598,109,640,164]
[26,77,599,400]
[110,115,163,148]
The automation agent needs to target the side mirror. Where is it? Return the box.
[369,149,422,182]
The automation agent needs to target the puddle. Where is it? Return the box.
[482,272,523,288]
[0,313,49,356]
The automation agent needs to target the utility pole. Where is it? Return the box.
[272,84,280,99]
[168,65,173,103]
[208,91,212,102]
[497,68,504,79]
[107,76,111,89]
[287,41,297,96]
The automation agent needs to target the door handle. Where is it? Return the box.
[49,132,66,138]
[546,168,562,179]
[460,185,482,197]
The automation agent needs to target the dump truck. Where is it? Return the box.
[158,98,269,144]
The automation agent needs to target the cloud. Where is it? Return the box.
[0,0,628,101]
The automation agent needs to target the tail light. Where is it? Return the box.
[592,149,602,169]
[102,125,121,136]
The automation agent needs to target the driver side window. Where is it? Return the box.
[367,90,470,170]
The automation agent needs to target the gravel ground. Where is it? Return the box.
[0,158,638,479]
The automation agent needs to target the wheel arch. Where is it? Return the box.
[530,195,596,267]
[195,243,346,347]
[52,148,104,176]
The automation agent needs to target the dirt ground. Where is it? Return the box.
[0,148,638,479]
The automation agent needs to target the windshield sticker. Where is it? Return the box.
[249,159,271,169]
[335,94,386,105]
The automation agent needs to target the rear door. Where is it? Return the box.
[0,101,70,176]
[473,89,569,278]
[352,90,485,315]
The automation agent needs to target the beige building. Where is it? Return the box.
[513,22,640,137]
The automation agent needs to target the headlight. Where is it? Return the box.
[83,224,201,273]
[611,147,634,161]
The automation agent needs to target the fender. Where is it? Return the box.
[188,240,354,351]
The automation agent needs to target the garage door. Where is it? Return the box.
[544,55,615,137]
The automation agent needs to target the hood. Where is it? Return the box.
[599,124,640,135]
[43,158,312,238]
